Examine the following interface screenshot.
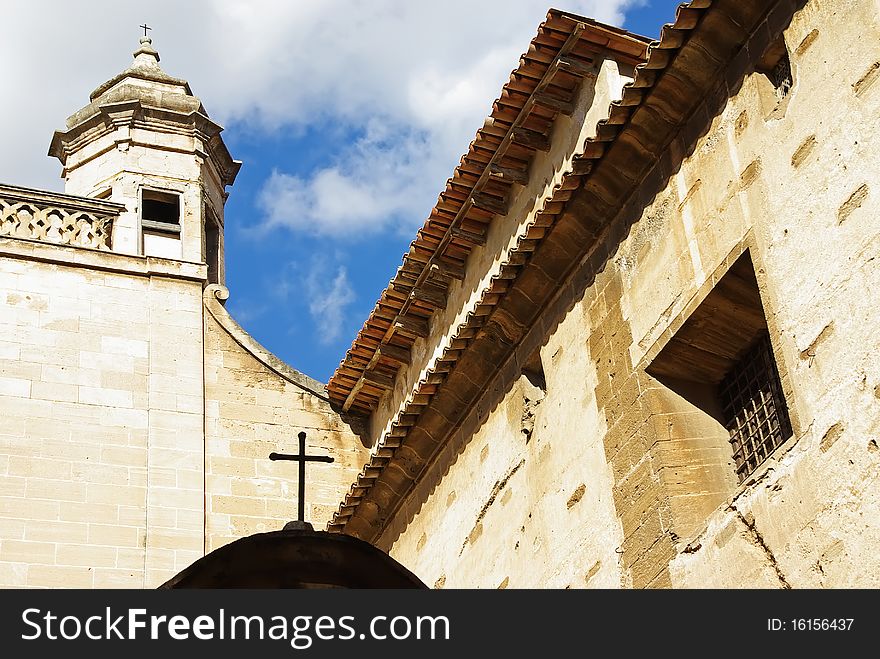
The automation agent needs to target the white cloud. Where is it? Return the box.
[257,120,439,235]
[0,1,638,233]
[273,256,355,344]
[304,262,355,345]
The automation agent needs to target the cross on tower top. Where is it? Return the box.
[140,23,152,38]
[269,431,334,531]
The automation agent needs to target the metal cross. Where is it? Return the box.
[269,431,334,524]
[140,24,152,37]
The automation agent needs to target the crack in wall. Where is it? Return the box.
[459,459,525,556]
[733,508,791,589]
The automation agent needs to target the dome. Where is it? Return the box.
[159,526,427,589]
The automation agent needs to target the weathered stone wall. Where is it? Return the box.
[381,0,880,588]
[382,303,625,588]
[376,58,633,587]
[203,286,368,551]
[657,0,880,587]
[0,239,206,587]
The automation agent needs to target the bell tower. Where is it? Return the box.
[48,31,240,282]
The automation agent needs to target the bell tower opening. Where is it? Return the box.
[141,189,181,231]
[205,210,222,285]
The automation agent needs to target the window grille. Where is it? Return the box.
[720,332,792,481]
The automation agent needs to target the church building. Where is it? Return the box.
[2,0,879,588]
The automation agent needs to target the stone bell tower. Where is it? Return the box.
[48,32,240,282]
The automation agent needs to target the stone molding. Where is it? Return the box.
[0,234,206,280]
[203,284,329,399]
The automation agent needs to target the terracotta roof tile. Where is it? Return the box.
[327,9,651,415]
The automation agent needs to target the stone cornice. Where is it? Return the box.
[0,234,207,281]
[49,100,241,187]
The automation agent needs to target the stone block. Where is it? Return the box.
[0,518,26,540]
[88,523,140,548]
[211,495,266,517]
[0,376,30,397]
[93,569,142,588]
[87,483,145,507]
[78,386,133,408]
[116,548,145,570]
[0,539,56,564]
[8,456,71,480]
[28,565,94,588]
[60,501,118,524]
[22,520,86,545]
[0,475,26,497]
[57,543,117,567]
[26,478,87,502]
[99,336,149,359]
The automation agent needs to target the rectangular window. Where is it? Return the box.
[141,189,181,233]
[720,332,793,482]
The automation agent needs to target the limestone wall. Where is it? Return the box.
[383,304,625,588]
[0,243,367,588]
[657,0,880,588]
[203,286,368,551]
[381,0,880,588]
[0,238,206,588]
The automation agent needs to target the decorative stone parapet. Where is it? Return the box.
[0,183,124,250]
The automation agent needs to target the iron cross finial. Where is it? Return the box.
[269,431,334,529]
[140,23,152,38]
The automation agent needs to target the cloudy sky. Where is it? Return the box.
[0,0,682,382]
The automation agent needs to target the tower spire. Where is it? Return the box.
[132,25,160,67]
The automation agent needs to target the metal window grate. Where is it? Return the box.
[720,333,792,481]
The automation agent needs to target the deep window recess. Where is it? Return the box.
[519,346,545,444]
[720,332,792,482]
[141,189,181,233]
[647,251,793,484]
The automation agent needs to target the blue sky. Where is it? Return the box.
[0,0,683,383]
